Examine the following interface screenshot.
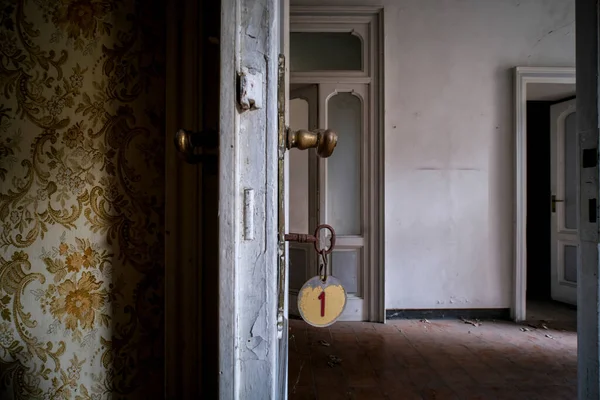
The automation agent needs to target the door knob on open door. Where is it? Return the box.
[286,128,338,158]
[174,129,218,164]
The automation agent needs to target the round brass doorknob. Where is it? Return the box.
[286,128,338,158]
[174,129,219,164]
[174,129,196,162]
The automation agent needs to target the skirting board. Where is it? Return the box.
[386,308,511,321]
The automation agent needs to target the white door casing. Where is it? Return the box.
[550,98,579,305]
[289,8,383,322]
[513,67,576,321]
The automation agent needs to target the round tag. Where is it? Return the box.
[297,276,347,327]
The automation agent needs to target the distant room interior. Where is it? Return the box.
[526,82,577,330]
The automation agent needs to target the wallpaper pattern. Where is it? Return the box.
[0,0,165,398]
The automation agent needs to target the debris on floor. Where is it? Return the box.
[527,320,551,330]
[327,355,342,367]
[317,339,330,347]
[420,319,430,324]
[460,317,481,327]
[545,334,554,339]
[520,327,530,332]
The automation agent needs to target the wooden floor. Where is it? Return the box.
[288,302,576,400]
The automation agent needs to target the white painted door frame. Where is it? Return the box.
[290,6,385,322]
[513,66,576,321]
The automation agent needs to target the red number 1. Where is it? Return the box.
[318,291,326,317]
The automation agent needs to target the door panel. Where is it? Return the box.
[218,0,284,397]
[319,83,369,320]
[331,249,361,294]
[288,82,370,321]
[550,98,578,305]
[326,92,363,236]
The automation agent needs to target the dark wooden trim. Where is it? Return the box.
[164,0,205,397]
[386,308,511,321]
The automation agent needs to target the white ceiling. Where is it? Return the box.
[527,83,576,101]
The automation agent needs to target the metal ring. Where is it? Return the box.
[313,224,336,255]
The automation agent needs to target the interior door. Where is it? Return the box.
[288,84,318,316]
[319,84,369,320]
[550,98,578,305]
[216,0,288,398]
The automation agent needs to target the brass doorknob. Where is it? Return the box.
[174,129,218,164]
[286,129,338,158]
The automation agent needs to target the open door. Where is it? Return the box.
[288,83,370,321]
[213,0,289,398]
[550,98,579,305]
[318,84,370,320]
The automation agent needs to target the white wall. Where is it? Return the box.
[291,0,575,310]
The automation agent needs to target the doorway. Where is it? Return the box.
[287,8,383,322]
[513,67,576,322]
[525,83,577,328]
[514,68,577,329]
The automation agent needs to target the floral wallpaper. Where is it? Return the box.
[0,0,166,398]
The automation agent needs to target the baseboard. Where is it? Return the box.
[385,308,511,321]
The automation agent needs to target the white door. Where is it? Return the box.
[288,83,370,321]
[550,98,579,305]
[319,84,369,321]
[217,0,288,398]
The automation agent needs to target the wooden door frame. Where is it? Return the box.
[513,66,576,322]
[165,0,207,397]
[289,6,385,322]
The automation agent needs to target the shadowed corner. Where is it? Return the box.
[103,0,168,397]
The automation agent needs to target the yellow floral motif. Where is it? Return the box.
[50,272,108,331]
[65,252,85,272]
[59,242,69,255]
